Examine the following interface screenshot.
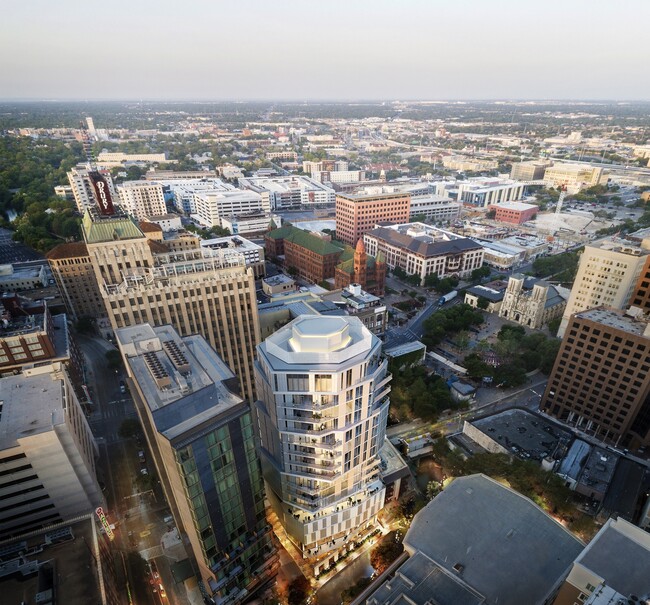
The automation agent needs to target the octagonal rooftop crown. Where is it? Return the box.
[288,316,351,353]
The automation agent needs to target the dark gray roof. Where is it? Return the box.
[465,285,505,302]
[601,458,648,521]
[576,518,650,598]
[369,227,482,258]
[403,474,583,605]
[369,551,485,605]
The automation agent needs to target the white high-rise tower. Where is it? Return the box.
[254,315,390,574]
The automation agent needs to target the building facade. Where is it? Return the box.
[336,191,411,246]
[116,181,167,221]
[493,202,539,225]
[510,161,549,181]
[46,242,105,320]
[498,275,567,329]
[334,238,387,297]
[200,235,266,280]
[541,308,650,449]
[67,165,117,213]
[82,209,261,402]
[240,176,335,211]
[364,223,484,284]
[116,324,277,601]
[193,189,268,229]
[558,240,648,338]
[254,316,390,573]
[543,164,604,192]
[0,363,101,538]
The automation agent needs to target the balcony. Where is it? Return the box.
[280,421,337,437]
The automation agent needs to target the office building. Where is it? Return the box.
[552,517,650,605]
[96,151,167,165]
[493,201,539,224]
[628,254,650,312]
[335,191,411,246]
[82,209,261,402]
[66,165,118,213]
[240,176,335,211]
[164,178,236,214]
[116,324,277,602]
[0,264,48,292]
[221,212,282,236]
[201,235,266,279]
[0,363,101,538]
[46,242,104,320]
[116,181,167,221]
[367,474,583,605]
[193,189,268,229]
[438,177,525,208]
[354,183,461,224]
[510,160,550,181]
[364,223,484,284]
[541,308,650,449]
[543,164,604,192]
[254,315,390,573]
[498,274,567,329]
[558,239,649,338]
[312,170,366,184]
[441,156,499,171]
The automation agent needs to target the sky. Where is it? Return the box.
[1,0,649,101]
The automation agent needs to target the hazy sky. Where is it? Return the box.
[2,0,649,101]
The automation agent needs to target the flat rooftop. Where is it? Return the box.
[576,517,650,598]
[574,308,650,337]
[471,409,573,462]
[116,324,243,440]
[263,274,295,286]
[0,518,102,605]
[495,202,538,211]
[404,474,584,605]
[0,368,65,450]
[558,440,618,498]
[200,235,262,252]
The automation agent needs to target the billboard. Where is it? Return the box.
[88,171,115,215]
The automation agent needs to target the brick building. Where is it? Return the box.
[283,228,343,284]
[541,308,650,449]
[334,238,386,296]
[335,191,410,246]
[493,202,539,225]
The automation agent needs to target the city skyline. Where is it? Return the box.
[2,0,649,101]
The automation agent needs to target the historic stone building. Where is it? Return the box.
[498,274,567,329]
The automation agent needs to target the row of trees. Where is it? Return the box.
[421,304,484,348]
[463,325,560,387]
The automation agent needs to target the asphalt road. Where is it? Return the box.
[78,335,186,605]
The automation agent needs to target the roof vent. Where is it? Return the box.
[453,563,464,574]
[143,351,171,389]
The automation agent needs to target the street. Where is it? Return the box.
[78,334,188,605]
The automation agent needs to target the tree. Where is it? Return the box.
[287,576,311,605]
[287,266,299,277]
[118,418,142,439]
[426,480,442,500]
[486,208,496,219]
[370,535,404,575]
[471,265,491,282]
[106,349,122,369]
[476,296,490,310]
[75,316,95,334]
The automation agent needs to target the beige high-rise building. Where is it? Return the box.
[81,209,261,401]
[543,163,603,192]
[67,165,117,213]
[116,181,167,221]
[46,242,105,320]
[557,239,649,338]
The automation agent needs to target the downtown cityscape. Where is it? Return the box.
[1,2,650,605]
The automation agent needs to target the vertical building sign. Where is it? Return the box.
[88,171,115,215]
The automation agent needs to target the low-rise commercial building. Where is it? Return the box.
[0,264,48,292]
[441,156,499,172]
[439,177,525,208]
[364,223,484,284]
[494,201,539,224]
[262,274,296,296]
